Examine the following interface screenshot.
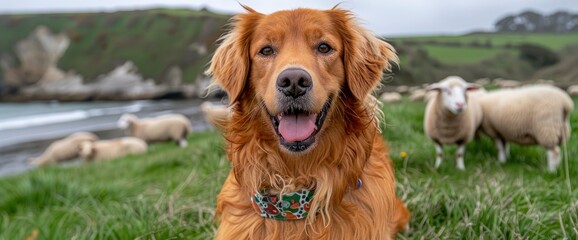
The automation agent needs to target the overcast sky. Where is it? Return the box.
[1,0,577,36]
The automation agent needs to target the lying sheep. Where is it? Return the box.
[396,85,410,94]
[567,85,578,96]
[409,89,427,102]
[424,76,483,170]
[535,79,554,85]
[200,101,231,132]
[477,85,574,172]
[379,92,403,103]
[79,137,147,161]
[30,132,98,166]
[409,88,436,102]
[117,113,191,148]
[475,78,491,86]
[493,79,521,88]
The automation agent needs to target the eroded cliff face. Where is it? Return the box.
[0,9,229,101]
[1,27,155,100]
[2,26,77,86]
[1,26,215,101]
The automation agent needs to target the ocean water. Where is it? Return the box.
[0,101,149,131]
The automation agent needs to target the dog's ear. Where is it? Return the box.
[329,9,398,101]
[206,7,261,104]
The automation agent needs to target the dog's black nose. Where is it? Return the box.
[276,68,312,98]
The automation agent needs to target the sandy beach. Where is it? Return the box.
[0,99,218,177]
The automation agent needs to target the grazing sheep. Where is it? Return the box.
[477,85,574,172]
[79,137,147,161]
[30,132,98,166]
[117,113,191,148]
[380,92,403,103]
[567,85,578,96]
[424,76,483,170]
[200,101,231,132]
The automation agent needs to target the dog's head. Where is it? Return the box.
[207,6,397,154]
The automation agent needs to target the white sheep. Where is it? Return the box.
[117,113,192,148]
[493,79,521,88]
[567,85,578,96]
[477,84,574,172]
[79,137,147,161]
[379,92,403,103]
[424,76,483,170]
[30,132,98,166]
[475,78,491,86]
[200,101,231,132]
[395,85,410,94]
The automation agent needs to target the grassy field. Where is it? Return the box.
[420,46,518,65]
[392,32,578,66]
[1,98,577,239]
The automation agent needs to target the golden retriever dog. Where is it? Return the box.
[207,5,410,239]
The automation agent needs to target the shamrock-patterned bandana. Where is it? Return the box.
[251,179,362,221]
[251,188,314,221]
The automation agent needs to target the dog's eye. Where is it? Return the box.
[317,43,332,54]
[259,47,275,56]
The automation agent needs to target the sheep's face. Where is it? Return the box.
[117,114,136,129]
[79,141,93,158]
[429,76,480,114]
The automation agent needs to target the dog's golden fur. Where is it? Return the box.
[207,6,410,239]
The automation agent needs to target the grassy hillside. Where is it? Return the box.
[0,9,230,83]
[389,32,578,85]
[393,32,578,67]
[394,32,578,50]
[419,45,517,65]
[1,98,577,239]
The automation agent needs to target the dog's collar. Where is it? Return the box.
[251,179,363,221]
[251,188,314,220]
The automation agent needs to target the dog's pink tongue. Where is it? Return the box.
[278,113,316,142]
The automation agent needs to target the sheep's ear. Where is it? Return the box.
[427,84,442,92]
[466,83,482,91]
[206,9,261,104]
[328,9,398,101]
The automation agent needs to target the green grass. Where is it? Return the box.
[393,32,578,66]
[383,98,578,239]
[1,99,578,239]
[0,132,228,239]
[420,46,517,65]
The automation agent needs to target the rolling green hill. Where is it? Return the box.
[389,32,578,85]
[0,9,230,84]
